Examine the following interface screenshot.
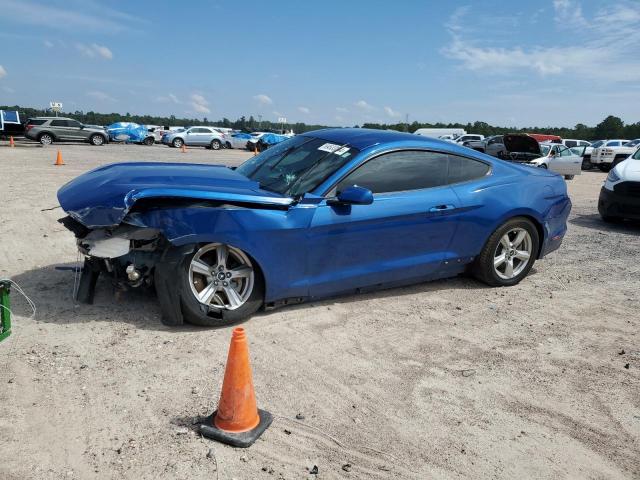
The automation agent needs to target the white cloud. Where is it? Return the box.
[189,93,210,114]
[253,94,273,105]
[76,43,113,60]
[155,93,180,104]
[297,106,310,114]
[354,100,374,111]
[0,65,6,79]
[0,0,141,33]
[86,90,115,101]
[384,106,401,118]
[43,39,54,48]
[442,3,640,82]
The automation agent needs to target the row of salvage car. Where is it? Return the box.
[459,134,640,179]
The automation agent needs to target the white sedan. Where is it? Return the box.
[529,143,582,180]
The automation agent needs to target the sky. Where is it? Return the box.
[0,0,639,128]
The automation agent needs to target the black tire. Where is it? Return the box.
[600,214,622,224]
[39,133,54,145]
[210,139,222,150]
[598,164,611,172]
[538,163,548,169]
[178,245,264,327]
[143,137,154,146]
[172,138,184,148]
[581,157,593,170]
[564,174,575,180]
[226,142,232,149]
[471,217,539,287]
[611,156,627,168]
[89,134,105,146]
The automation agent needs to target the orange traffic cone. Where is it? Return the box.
[9,136,15,148]
[199,327,272,447]
[181,143,187,153]
[54,150,65,166]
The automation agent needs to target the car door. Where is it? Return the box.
[64,119,86,140]
[183,128,199,146]
[49,119,72,140]
[306,150,461,298]
[553,146,581,175]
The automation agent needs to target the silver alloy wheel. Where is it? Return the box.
[173,138,183,148]
[211,140,221,150]
[188,243,255,311]
[91,135,104,146]
[493,228,532,280]
[40,134,53,145]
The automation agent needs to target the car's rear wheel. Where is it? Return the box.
[143,137,154,146]
[598,164,611,172]
[179,243,264,326]
[39,133,53,145]
[538,163,548,169]
[226,142,232,149]
[172,138,184,148]
[90,134,105,146]
[472,217,539,287]
[581,158,592,170]
[210,139,222,150]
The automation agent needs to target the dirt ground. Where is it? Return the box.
[0,140,638,480]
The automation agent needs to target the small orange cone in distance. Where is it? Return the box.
[199,327,272,447]
[253,143,258,156]
[181,143,187,153]
[54,150,65,166]
[9,136,15,147]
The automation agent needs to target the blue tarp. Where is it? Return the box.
[106,122,148,143]
[260,133,289,145]
[233,133,252,140]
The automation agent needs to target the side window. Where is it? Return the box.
[337,150,449,194]
[565,140,577,148]
[66,120,81,128]
[50,120,67,127]
[560,147,572,157]
[447,154,490,183]
[607,141,619,147]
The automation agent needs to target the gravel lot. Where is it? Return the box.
[0,140,638,479]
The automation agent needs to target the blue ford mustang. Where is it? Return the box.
[57,129,571,326]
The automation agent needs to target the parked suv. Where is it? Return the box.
[161,126,226,149]
[25,117,109,146]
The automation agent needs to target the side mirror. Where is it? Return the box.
[328,185,373,206]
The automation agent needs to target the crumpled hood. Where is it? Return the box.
[57,162,291,228]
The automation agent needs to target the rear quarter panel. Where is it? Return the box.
[449,161,570,260]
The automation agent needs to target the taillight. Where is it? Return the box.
[25,124,34,131]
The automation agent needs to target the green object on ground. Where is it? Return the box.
[0,280,11,343]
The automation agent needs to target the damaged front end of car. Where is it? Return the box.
[56,161,293,326]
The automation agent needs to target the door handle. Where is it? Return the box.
[429,204,456,213]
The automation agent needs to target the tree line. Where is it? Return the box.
[2,105,638,140]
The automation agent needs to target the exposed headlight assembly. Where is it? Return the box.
[607,168,621,183]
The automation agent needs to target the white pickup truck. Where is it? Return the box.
[591,139,640,171]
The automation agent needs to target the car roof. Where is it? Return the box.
[303,128,454,150]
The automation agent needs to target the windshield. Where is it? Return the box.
[633,148,640,160]
[624,139,640,147]
[591,140,604,148]
[540,144,551,156]
[236,136,359,197]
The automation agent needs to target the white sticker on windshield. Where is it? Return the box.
[334,146,350,156]
[318,143,341,153]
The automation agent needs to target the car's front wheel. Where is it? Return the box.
[178,243,264,326]
[172,138,184,148]
[472,217,539,287]
[143,137,154,146]
[210,139,222,150]
[90,134,105,146]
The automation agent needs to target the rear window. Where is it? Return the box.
[564,140,577,148]
[27,119,46,126]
